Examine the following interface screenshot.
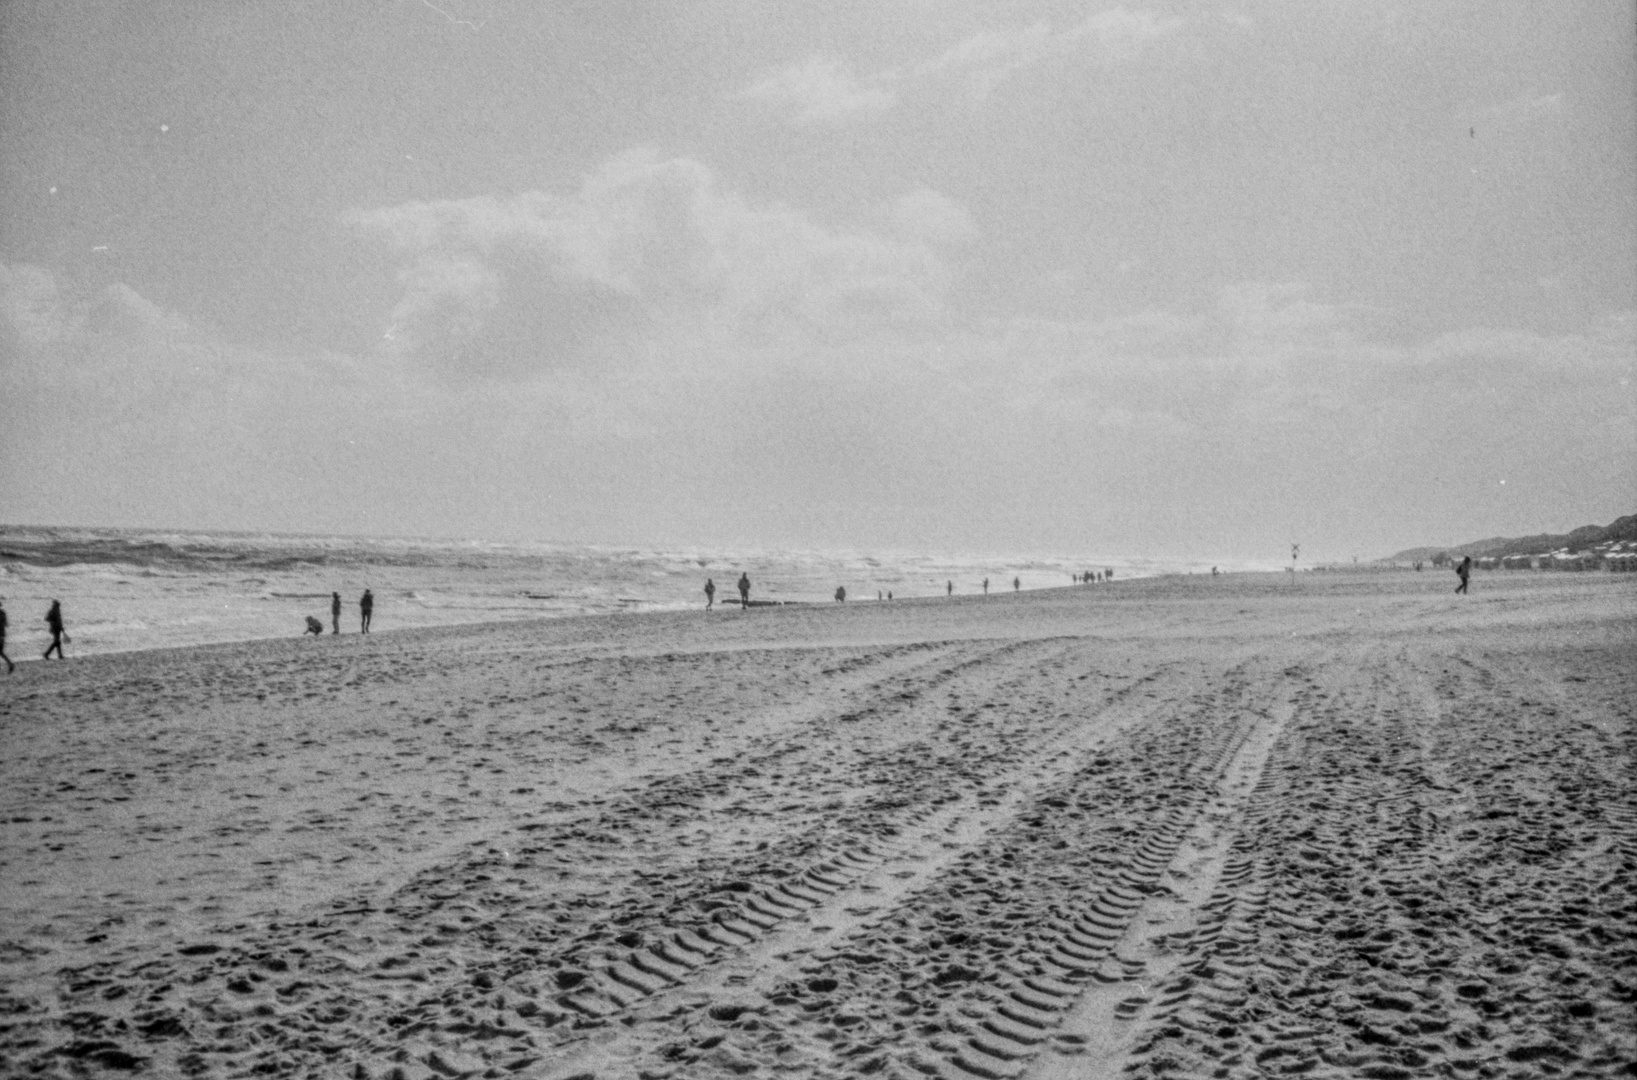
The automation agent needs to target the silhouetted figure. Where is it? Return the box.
[1106,568,1115,581]
[983,578,989,595]
[331,592,342,634]
[704,578,716,610]
[946,580,953,596]
[43,600,66,659]
[1013,577,1020,592]
[737,573,750,609]
[1454,555,1472,595]
[305,616,325,635]
[0,600,13,674]
[888,591,893,600]
[360,589,374,633]
[835,586,846,602]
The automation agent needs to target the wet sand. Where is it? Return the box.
[1,570,1632,1078]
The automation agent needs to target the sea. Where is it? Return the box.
[0,525,1270,658]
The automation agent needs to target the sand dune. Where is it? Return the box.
[1,571,1632,1078]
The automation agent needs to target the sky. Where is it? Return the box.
[1,0,1633,563]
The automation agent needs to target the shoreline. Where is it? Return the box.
[1,563,1629,666]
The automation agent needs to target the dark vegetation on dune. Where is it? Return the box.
[1387,513,1637,563]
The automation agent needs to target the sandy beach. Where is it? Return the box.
[1,570,1632,1079]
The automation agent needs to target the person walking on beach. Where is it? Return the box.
[1454,555,1472,595]
[835,586,846,602]
[1013,576,1020,592]
[737,573,750,609]
[704,578,715,610]
[330,592,342,634]
[359,589,374,633]
[983,578,989,595]
[42,600,66,659]
[946,580,952,596]
[0,599,14,674]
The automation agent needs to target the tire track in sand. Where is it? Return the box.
[7,637,1167,1078]
[588,658,1282,1079]
[524,647,1202,1080]
[1110,644,1636,1078]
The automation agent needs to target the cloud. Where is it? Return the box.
[345,151,974,375]
[1463,91,1568,125]
[0,263,74,346]
[0,265,195,374]
[1066,7,1184,52]
[917,7,1181,97]
[890,188,976,247]
[4,238,1629,555]
[738,55,898,125]
[740,7,1185,124]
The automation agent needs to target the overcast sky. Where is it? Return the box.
[2,1,1632,561]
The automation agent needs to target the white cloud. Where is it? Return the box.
[5,252,1628,555]
[739,55,897,125]
[85,282,192,338]
[0,262,73,346]
[345,151,974,373]
[1464,91,1568,125]
[736,10,1181,127]
[917,7,1180,92]
[740,8,1185,123]
[1216,282,1349,349]
[1065,7,1183,52]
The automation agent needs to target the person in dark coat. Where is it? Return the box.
[43,600,66,659]
[704,578,715,610]
[0,599,14,673]
[736,573,750,609]
[331,592,342,634]
[360,589,374,633]
[1454,555,1472,594]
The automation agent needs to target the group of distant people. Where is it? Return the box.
[0,598,68,672]
[701,573,1064,609]
[305,590,374,636]
[702,573,753,610]
[0,553,1490,672]
[0,589,379,671]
